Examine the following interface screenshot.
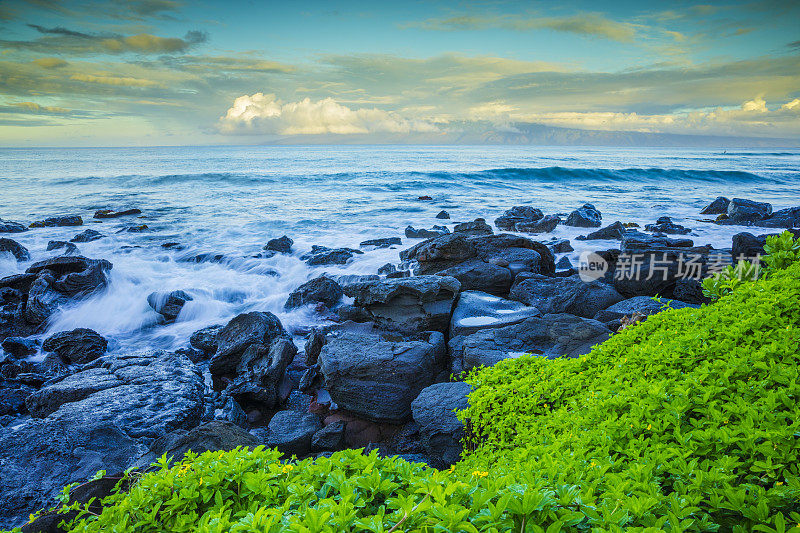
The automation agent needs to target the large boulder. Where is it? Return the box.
[731,232,767,260]
[147,290,193,321]
[257,411,322,457]
[754,207,800,228]
[319,330,446,424]
[700,197,730,215]
[284,276,343,310]
[224,338,297,412]
[0,238,30,262]
[509,273,625,318]
[452,314,612,372]
[494,206,543,231]
[42,328,107,364]
[593,296,699,323]
[565,204,602,228]
[344,276,460,334]
[411,382,471,467]
[450,290,540,337]
[210,311,289,375]
[0,352,204,527]
[726,198,772,223]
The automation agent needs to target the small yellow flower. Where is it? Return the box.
[647,424,652,430]
[590,461,596,467]
[776,481,784,486]
[471,470,489,478]
[199,478,204,486]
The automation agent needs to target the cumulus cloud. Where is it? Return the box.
[218,93,438,135]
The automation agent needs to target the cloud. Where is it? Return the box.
[408,12,638,43]
[0,101,71,114]
[70,73,159,87]
[789,40,800,50]
[218,93,437,135]
[164,54,294,74]
[100,32,203,53]
[32,57,68,68]
[27,24,92,38]
[0,29,206,55]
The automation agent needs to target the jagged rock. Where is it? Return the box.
[336,304,372,323]
[301,245,362,266]
[1,337,39,358]
[0,351,204,527]
[265,235,293,253]
[0,219,27,233]
[565,204,602,228]
[547,239,574,253]
[450,290,540,337]
[726,198,772,223]
[94,208,141,219]
[218,396,249,429]
[42,328,107,364]
[556,256,573,270]
[435,210,450,220]
[405,225,449,239]
[453,218,493,236]
[311,420,346,452]
[411,382,471,467]
[377,263,397,275]
[452,314,611,372]
[582,221,625,240]
[257,411,322,457]
[700,197,730,215]
[731,232,766,260]
[754,207,800,228]
[210,312,289,376]
[70,229,104,243]
[319,330,446,424]
[284,276,343,310]
[494,206,543,231]
[360,237,402,248]
[620,231,694,252]
[516,214,560,234]
[46,240,79,255]
[189,324,223,356]
[225,338,297,412]
[645,217,691,235]
[0,238,30,262]
[593,296,699,323]
[147,290,193,321]
[509,273,625,318]
[304,330,326,366]
[343,275,460,333]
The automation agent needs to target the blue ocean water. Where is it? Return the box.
[1,145,799,354]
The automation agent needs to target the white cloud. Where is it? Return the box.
[218,93,437,135]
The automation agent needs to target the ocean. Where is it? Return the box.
[1,145,799,354]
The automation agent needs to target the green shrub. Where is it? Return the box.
[764,231,800,274]
[459,260,800,531]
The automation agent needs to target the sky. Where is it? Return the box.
[0,0,799,146]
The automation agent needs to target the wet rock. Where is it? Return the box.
[593,296,699,323]
[301,245,362,266]
[453,218,493,236]
[0,219,27,233]
[31,215,83,228]
[437,260,511,296]
[265,235,293,254]
[516,214,560,234]
[360,237,402,248]
[42,328,107,364]
[70,229,104,243]
[0,351,204,527]
[304,330,326,366]
[189,324,223,356]
[225,338,297,412]
[46,240,79,255]
[726,198,772,223]
[582,221,625,240]
[754,206,800,228]
[453,314,611,372]
[435,210,450,220]
[319,330,446,424]
[377,263,397,275]
[147,290,193,321]
[565,203,602,228]
[94,208,141,219]
[731,232,767,260]
[509,273,625,319]
[547,239,574,253]
[411,382,471,467]
[258,411,322,457]
[0,238,30,262]
[0,385,35,416]
[1,336,39,358]
[311,420,346,452]
[700,197,730,215]
[218,396,249,429]
[120,224,148,233]
[494,206,543,231]
[644,216,691,235]
[405,225,449,239]
[336,304,372,323]
[284,276,344,310]
[26,256,112,297]
[620,231,694,252]
[556,256,573,270]
[134,420,259,469]
[450,291,540,337]
[210,312,291,377]
[344,275,460,334]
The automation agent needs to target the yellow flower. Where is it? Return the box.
[471,470,489,478]
[199,478,204,486]
[590,461,596,467]
[647,424,652,430]
[776,481,784,486]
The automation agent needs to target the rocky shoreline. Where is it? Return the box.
[1,197,799,529]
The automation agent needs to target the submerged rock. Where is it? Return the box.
[516,214,560,234]
[42,328,107,365]
[360,237,402,248]
[70,229,104,243]
[46,240,79,255]
[147,290,193,321]
[644,216,691,235]
[344,275,460,333]
[0,238,30,262]
[94,208,142,219]
[582,221,625,240]
[301,245,363,266]
[435,210,450,220]
[30,215,83,228]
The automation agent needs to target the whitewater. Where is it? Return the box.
[1,144,799,355]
